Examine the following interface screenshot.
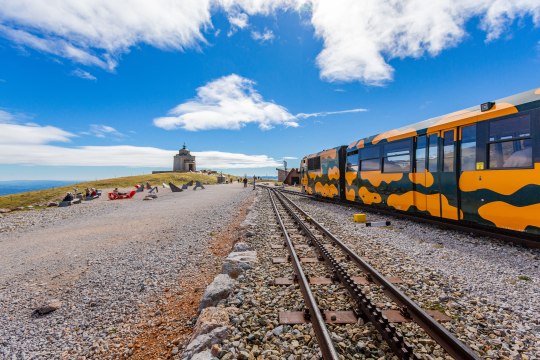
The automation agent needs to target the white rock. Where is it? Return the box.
[199,274,234,311]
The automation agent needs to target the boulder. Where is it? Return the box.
[199,274,234,311]
[222,251,257,278]
[192,307,231,340]
[182,326,230,360]
[0,208,10,213]
[232,242,251,252]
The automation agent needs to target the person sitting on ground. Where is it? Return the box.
[113,188,127,196]
[62,192,74,202]
[85,188,90,198]
[90,188,97,197]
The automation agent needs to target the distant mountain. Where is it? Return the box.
[0,180,78,196]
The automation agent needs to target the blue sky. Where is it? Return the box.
[0,1,539,180]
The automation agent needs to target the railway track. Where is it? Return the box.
[271,186,540,249]
[266,187,480,359]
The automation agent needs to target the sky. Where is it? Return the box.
[0,0,539,180]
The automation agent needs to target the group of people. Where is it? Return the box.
[62,187,98,202]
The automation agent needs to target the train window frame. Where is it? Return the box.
[307,156,321,171]
[383,139,412,173]
[414,135,427,173]
[359,145,381,171]
[427,134,439,173]
[442,130,455,173]
[460,124,477,171]
[487,114,533,170]
[346,150,359,172]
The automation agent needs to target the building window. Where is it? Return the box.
[307,157,321,171]
[415,135,426,172]
[360,145,381,171]
[346,150,359,172]
[428,134,438,172]
[443,130,455,172]
[461,125,476,171]
[488,114,532,169]
[383,139,411,173]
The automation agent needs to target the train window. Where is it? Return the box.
[488,114,532,169]
[360,145,381,171]
[307,156,321,171]
[415,135,426,172]
[428,134,438,172]
[460,125,476,171]
[383,139,411,173]
[443,130,454,172]
[346,150,359,172]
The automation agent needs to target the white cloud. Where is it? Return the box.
[1,1,539,84]
[0,122,75,144]
[309,0,540,84]
[153,74,298,131]
[86,124,123,138]
[228,12,249,29]
[0,122,281,168]
[296,108,366,119]
[71,69,97,81]
[251,29,275,42]
[153,74,367,131]
[0,0,212,70]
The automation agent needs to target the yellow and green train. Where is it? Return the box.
[301,88,540,237]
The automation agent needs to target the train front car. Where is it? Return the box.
[344,88,540,237]
[301,146,347,200]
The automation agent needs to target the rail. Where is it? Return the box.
[272,188,481,360]
[267,189,340,360]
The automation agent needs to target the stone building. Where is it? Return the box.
[173,144,196,172]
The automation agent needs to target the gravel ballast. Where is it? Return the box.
[221,188,540,359]
[0,183,253,359]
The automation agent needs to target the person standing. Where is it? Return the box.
[243,177,248,188]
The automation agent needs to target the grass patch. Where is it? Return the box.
[426,302,446,312]
[0,172,225,210]
[518,275,531,281]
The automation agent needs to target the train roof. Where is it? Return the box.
[303,145,344,160]
[347,87,540,152]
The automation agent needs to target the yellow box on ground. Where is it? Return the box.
[353,213,366,223]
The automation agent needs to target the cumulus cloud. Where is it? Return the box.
[310,0,540,84]
[0,0,212,70]
[153,74,298,131]
[71,69,97,81]
[251,29,275,42]
[0,122,281,168]
[153,74,366,131]
[1,1,538,83]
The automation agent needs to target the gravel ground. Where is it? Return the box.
[0,183,252,359]
[222,188,540,359]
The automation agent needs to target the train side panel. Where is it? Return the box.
[302,146,346,200]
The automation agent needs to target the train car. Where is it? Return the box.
[300,146,347,200]
[302,88,540,236]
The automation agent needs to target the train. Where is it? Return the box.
[300,88,540,238]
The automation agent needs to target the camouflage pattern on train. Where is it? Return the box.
[301,88,540,237]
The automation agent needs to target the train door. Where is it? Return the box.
[425,130,459,219]
[425,133,441,216]
[439,129,459,220]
